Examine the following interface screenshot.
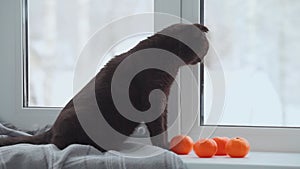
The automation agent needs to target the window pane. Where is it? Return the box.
[204,0,300,127]
[28,0,154,107]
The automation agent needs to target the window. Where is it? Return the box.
[178,0,300,153]
[0,0,182,129]
[1,0,299,152]
[203,0,300,127]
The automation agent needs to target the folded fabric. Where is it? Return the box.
[0,123,31,138]
[0,123,187,169]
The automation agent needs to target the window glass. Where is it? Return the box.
[204,0,300,127]
[27,0,154,107]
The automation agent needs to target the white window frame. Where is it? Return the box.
[0,0,61,130]
[179,0,300,153]
[0,0,299,153]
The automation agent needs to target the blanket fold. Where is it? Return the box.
[0,123,187,169]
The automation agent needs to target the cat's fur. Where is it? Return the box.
[0,24,209,151]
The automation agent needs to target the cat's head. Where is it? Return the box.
[157,23,209,65]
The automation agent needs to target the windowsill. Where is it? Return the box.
[180,152,300,169]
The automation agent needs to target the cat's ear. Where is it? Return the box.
[193,24,209,33]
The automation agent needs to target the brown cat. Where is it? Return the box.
[0,24,209,151]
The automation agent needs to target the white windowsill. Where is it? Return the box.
[180,152,300,169]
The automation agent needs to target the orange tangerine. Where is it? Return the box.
[225,137,250,158]
[170,135,194,155]
[213,137,230,156]
[193,138,217,158]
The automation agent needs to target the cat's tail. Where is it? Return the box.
[0,130,52,147]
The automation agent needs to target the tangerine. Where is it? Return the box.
[213,137,230,155]
[225,137,250,158]
[193,138,217,158]
[170,135,194,155]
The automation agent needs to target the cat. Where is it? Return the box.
[0,23,209,151]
